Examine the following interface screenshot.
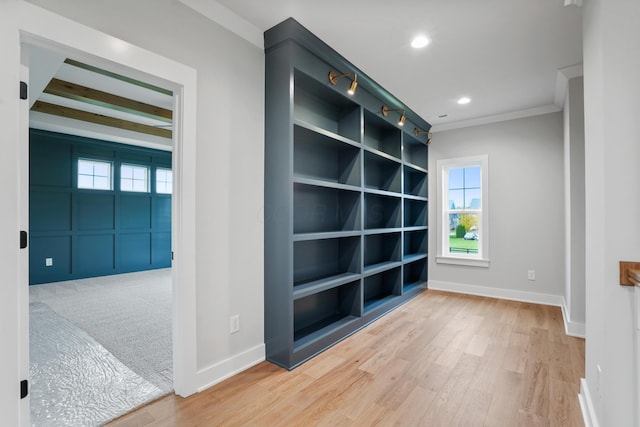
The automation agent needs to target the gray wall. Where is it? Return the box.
[583,0,640,424]
[563,76,586,330]
[26,0,266,371]
[429,112,565,300]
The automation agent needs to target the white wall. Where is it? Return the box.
[563,76,586,336]
[22,0,265,386]
[429,113,565,304]
[582,0,640,425]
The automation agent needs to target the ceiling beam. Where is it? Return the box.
[32,101,172,139]
[44,78,173,123]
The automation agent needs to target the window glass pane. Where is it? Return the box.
[121,166,133,179]
[121,180,133,191]
[133,179,146,192]
[93,176,110,190]
[78,175,93,189]
[464,166,481,188]
[156,168,172,194]
[133,168,146,180]
[448,213,479,254]
[448,167,464,189]
[94,163,110,178]
[448,189,464,209]
[78,161,94,175]
[465,188,481,208]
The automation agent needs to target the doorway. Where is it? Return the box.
[12,8,199,425]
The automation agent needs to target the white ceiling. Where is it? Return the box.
[185,0,583,131]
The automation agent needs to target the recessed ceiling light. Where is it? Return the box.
[457,97,471,105]
[411,35,430,49]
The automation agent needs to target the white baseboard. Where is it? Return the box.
[561,299,586,338]
[195,343,265,393]
[428,280,564,307]
[579,378,599,427]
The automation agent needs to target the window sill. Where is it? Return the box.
[436,255,490,268]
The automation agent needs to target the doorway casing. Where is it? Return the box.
[0,2,199,424]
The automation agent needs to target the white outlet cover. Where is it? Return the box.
[45,258,53,267]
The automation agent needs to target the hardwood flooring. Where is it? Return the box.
[108,290,585,426]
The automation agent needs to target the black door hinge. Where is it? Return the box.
[20,231,27,249]
[20,380,28,399]
[19,81,27,100]
[171,251,174,261]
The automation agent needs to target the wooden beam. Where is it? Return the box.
[44,78,172,123]
[32,101,172,139]
[64,58,173,96]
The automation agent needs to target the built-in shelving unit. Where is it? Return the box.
[265,18,431,369]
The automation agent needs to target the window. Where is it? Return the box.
[436,155,489,267]
[77,159,112,190]
[121,164,149,192]
[156,168,173,194]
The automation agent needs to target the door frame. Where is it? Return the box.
[4,3,199,424]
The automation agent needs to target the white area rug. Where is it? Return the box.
[29,269,173,425]
[30,302,163,426]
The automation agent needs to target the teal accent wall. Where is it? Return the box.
[29,129,172,285]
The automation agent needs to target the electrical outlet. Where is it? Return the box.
[45,258,53,267]
[230,315,240,334]
[527,270,536,281]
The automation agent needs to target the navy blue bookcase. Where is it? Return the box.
[264,18,431,369]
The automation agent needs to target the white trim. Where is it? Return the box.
[435,256,490,268]
[555,64,584,108]
[178,0,264,49]
[196,344,265,392]
[579,378,600,427]
[430,104,561,133]
[561,298,586,338]
[436,155,490,266]
[428,280,564,307]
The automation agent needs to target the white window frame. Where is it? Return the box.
[155,167,173,194]
[436,155,490,268]
[77,158,113,191]
[120,163,150,193]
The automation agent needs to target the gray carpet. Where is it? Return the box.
[30,302,164,426]
[29,269,173,424]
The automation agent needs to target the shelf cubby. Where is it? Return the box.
[364,232,401,273]
[404,229,428,260]
[294,125,361,187]
[364,193,401,230]
[294,70,361,142]
[294,183,361,234]
[363,110,401,159]
[403,165,428,198]
[404,199,427,228]
[364,151,401,193]
[403,131,428,170]
[294,280,361,349]
[403,258,427,292]
[363,267,401,313]
[294,236,361,288]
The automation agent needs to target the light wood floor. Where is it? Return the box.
[108,290,585,426]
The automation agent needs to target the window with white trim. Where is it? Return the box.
[77,159,113,190]
[121,164,149,192]
[436,155,489,267]
[155,168,173,194]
